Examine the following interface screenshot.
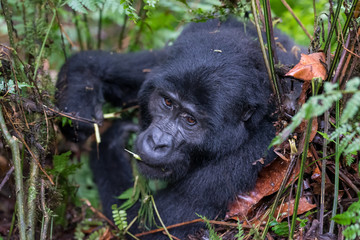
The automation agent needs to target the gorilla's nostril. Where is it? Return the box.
[154,143,169,151]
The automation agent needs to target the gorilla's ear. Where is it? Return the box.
[240,105,256,122]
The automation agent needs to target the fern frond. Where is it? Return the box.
[341,92,360,124]
[112,204,128,232]
[67,0,102,13]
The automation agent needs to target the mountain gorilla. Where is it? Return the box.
[56,19,299,238]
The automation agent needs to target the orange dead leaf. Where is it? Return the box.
[226,158,299,219]
[248,197,316,226]
[273,197,316,222]
[286,53,327,81]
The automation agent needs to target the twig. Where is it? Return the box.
[2,106,54,185]
[26,149,39,240]
[280,0,313,40]
[59,23,77,49]
[151,196,173,240]
[0,166,14,191]
[261,139,298,239]
[0,106,26,240]
[81,199,116,228]
[40,179,50,240]
[330,166,360,194]
[135,218,251,237]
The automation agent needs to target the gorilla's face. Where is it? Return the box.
[135,90,206,181]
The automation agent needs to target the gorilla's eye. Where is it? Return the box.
[185,116,197,125]
[163,97,173,108]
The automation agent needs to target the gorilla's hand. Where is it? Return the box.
[56,50,163,142]
[56,52,105,142]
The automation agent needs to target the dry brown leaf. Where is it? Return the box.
[243,197,316,226]
[226,158,299,219]
[286,53,327,81]
[273,197,316,222]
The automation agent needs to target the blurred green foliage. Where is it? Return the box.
[0,0,336,71]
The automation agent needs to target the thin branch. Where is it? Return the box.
[151,196,173,240]
[0,106,26,240]
[281,0,313,41]
[2,107,54,185]
[0,166,14,191]
[40,179,50,240]
[26,150,39,240]
[135,218,250,237]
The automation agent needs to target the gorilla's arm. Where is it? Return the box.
[56,50,164,142]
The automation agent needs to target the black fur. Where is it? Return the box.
[56,19,299,239]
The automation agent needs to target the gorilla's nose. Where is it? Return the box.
[145,127,173,157]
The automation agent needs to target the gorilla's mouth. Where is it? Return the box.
[137,160,173,178]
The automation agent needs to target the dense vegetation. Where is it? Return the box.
[0,0,359,239]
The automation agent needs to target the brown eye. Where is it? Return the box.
[163,97,173,108]
[186,116,197,125]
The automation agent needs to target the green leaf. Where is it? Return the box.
[67,0,102,13]
[271,221,289,237]
[117,187,134,200]
[341,92,360,124]
[332,211,354,225]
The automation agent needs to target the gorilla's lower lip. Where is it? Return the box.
[138,161,172,174]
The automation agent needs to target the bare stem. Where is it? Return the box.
[40,179,50,240]
[0,106,26,240]
[26,150,39,240]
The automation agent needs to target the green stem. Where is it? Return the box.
[97,4,103,49]
[323,0,344,54]
[0,107,26,240]
[289,118,313,240]
[319,110,329,234]
[289,78,321,239]
[262,0,282,105]
[327,0,358,84]
[151,196,173,240]
[251,0,273,98]
[329,98,340,233]
[83,14,93,49]
[33,9,56,81]
[261,152,297,239]
[73,11,84,50]
[0,0,25,83]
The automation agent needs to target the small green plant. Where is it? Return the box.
[112,204,128,233]
[271,77,360,147]
[196,214,222,240]
[234,219,245,240]
[74,218,104,240]
[270,221,289,237]
[333,198,360,240]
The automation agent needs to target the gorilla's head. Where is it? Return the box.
[135,26,272,182]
